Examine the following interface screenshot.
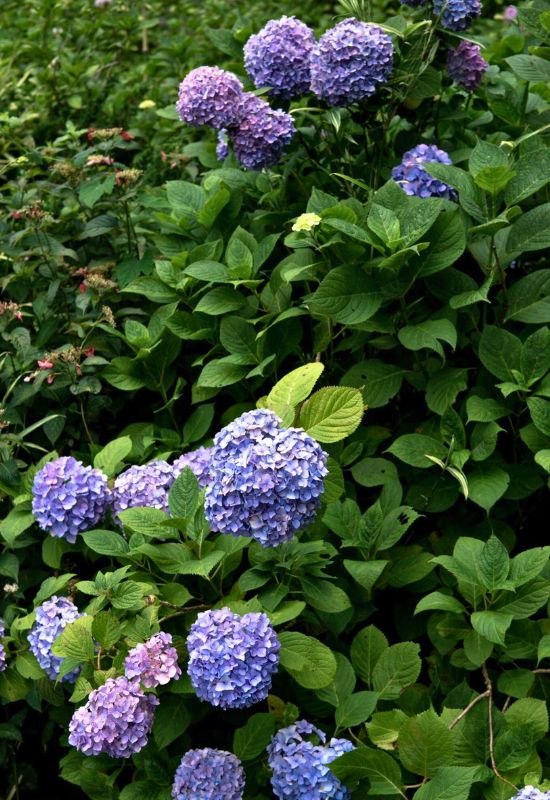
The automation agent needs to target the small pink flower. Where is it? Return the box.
[47,375,56,385]
[38,359,54,370]
[15,312,23,321]
[84,346,95,358]
[504,4,518,18]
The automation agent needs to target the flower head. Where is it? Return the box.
[173,446,213,488]
[205,409,328,547]
[448,41,488,89]
[292,213,322,232]
[112,460,174,525]
[0,620,6,673]
[187,607,280,709]
[503,5,518,19]
[216,130,229,161]
[511,789,550,800]
[392,144,457,200]
[172,748,245,800]
[32,457,110,543]
[310,19,394,106]
[124,632,181,688]
[244,16,316,99]
[176,67,245,129]
[231,94,295,170]
[68,676,158,758]
[28,596,84,682]
[433,0,482,31]
[268,720,355,799]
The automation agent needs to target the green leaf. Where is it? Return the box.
[83,529,129,557]
[426,368,468,415]
[341,359,403,409]
[299,386,364,443]
[413,766,481,800]
[51,616,95,662]
[34,574,76,606]
[505,698,548,739]
[471,610,513,645]
[415,592,467,615]
[467,464,510,511]
[168,468,200,521]
[398,710,454,777]
[166,180,204,216]
[372,642,422,700]
[495,578,550,619]
[15,652,45,680]
[350,625,388,685]
[195,287,245,315]
[111,581,147,610]
[497,669,535,699]
[466,397,509,423]
[335,691,379,728]
[494,725,535,771]
[197,358,248,388]
[416,210,466,277]
[527,396,550,436]
[92,612,122,650]
[351,457,398,487]
[478,535,510,591]
[507,203,550,254]
[301,578,351,613]
[93,437,132,478]
[79,174,115,209]
[463,631,493,667]
[265,362,324,422]
[505,149,550,206]
[506,53,550,81]
[219,316,257,361]
[469,139,509,176]
[479,325,522,381]
[329,747,403,795]
[309,266,382,325]
[153,695,191,748]
[118,507,169,536]
[344,560,389,593]
[233,713,276,761]
[387,434,447,468]
[398,320,457,359]
[278,631,337,689]
[538,633,550,663]
[510,547,550,587]
[367,709,408,750]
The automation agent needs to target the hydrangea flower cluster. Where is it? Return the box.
[173,446,213,488]
[392,144,457,200]
[0,620,6,673]
[124,632,181,688]
[244,16,315,99]
[433,0,482,30]
[268,720,355,800]
[32,456,110,543]
[28,596,84,683]
[112,460,174,524]
[447,41,488,90]
[68,676,158,758]
[310,19,394,106]
[187,608,280,709]
[171,748,245,800]
[176,67,245,129]
[216,129,229,161]
[231,95,296,170]
[205,409,328,547]
[511,789,550,800]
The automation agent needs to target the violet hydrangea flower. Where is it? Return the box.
[176,67,245,129]
[230,94,295,170]
[28,596,84,683]
[172,748,245,800]
[112,460,174,524]
[433,0,482,31]
[124,632,181,688]
[310,19,394,106]
[268,720,355,800]
[68,675,158,758]
[448,41,488,89]
[511,790,550,800]
[173,446,213,488]
[32,456,110,543]
[244,16,316,99]
[205,409,328,547]
[392,144,457,200]
[216,130,229,161]
[187,607,280,709]
[0,620,6,673]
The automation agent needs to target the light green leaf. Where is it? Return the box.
[335,691,379,728]
[415,592,467,615]
[398,710,454,777]
[470,610,513,645]
[398,320,457,359]
[265,362,324,421]
[82,529,129,557]
[279,631,337,689]
[467,465,510,511]
[387,434,447,468]
[299,386,364,443]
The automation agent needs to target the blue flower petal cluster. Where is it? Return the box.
[112,460,174,524]
[511,789,550,800]
[32,456,110,543]
[28,596,84,683]
[205,409,328,547]
[231,95,295,171]
[216,129,229,161]
[447,40,488,89]
[268,720,355,800]
[173,446,213,488]
[187,607,280,709]
[310,19,394,106]
[176,67,245,129]
[124,632,181,688]
[0,620,6,673]
[172,748,245,800]
[68,676,158,758]
[433,0,481,30]
[244,16,316,99]
[392,144,457,200]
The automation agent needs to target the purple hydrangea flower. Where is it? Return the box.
[268,720,355,800]
[448,41,488,90]
[244,16,316,99]
[176,67,245,129]
[0,620,6,673]
[187,607,280,709]
[28,596,84,683]
[392,144,457,200]
[173,446,213,488]
[230,94,295,170]
[433,0,482,30]
[32,456,110,543]
[216,130,229,161]
[68,675,158,758]
[172,748,245,800]
[112,460,174,525]
[310,19,394,106]
[124,632,181,688]
[205,409,328,547]
[511,790,550,800]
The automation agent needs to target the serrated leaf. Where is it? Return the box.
[300,386,364,443]
[279,631,337,689]
[398,710,454,777]
[372,642,421,699]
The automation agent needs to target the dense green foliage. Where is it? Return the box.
[1,0,550,798]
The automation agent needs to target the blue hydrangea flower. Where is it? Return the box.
[176,67,245,129]
[511,789,550,800]
[231,94,295,170]
[173,446,213,488]
[68,675,158,758]
[310,19,394,106]
[433,0,481,30]
[172,748,245,800]
[0,620,6,673]
[205,409,328,547]
[124,632,181,688]
[244,16,316,99]
[28,596,84,683]
[216,130,229,161]
[447,40,488,89]
[392,144,457,200]
[268,720,355,800]
[32,456,110,543]
[112,460,174,524]
[187,607,280,709]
